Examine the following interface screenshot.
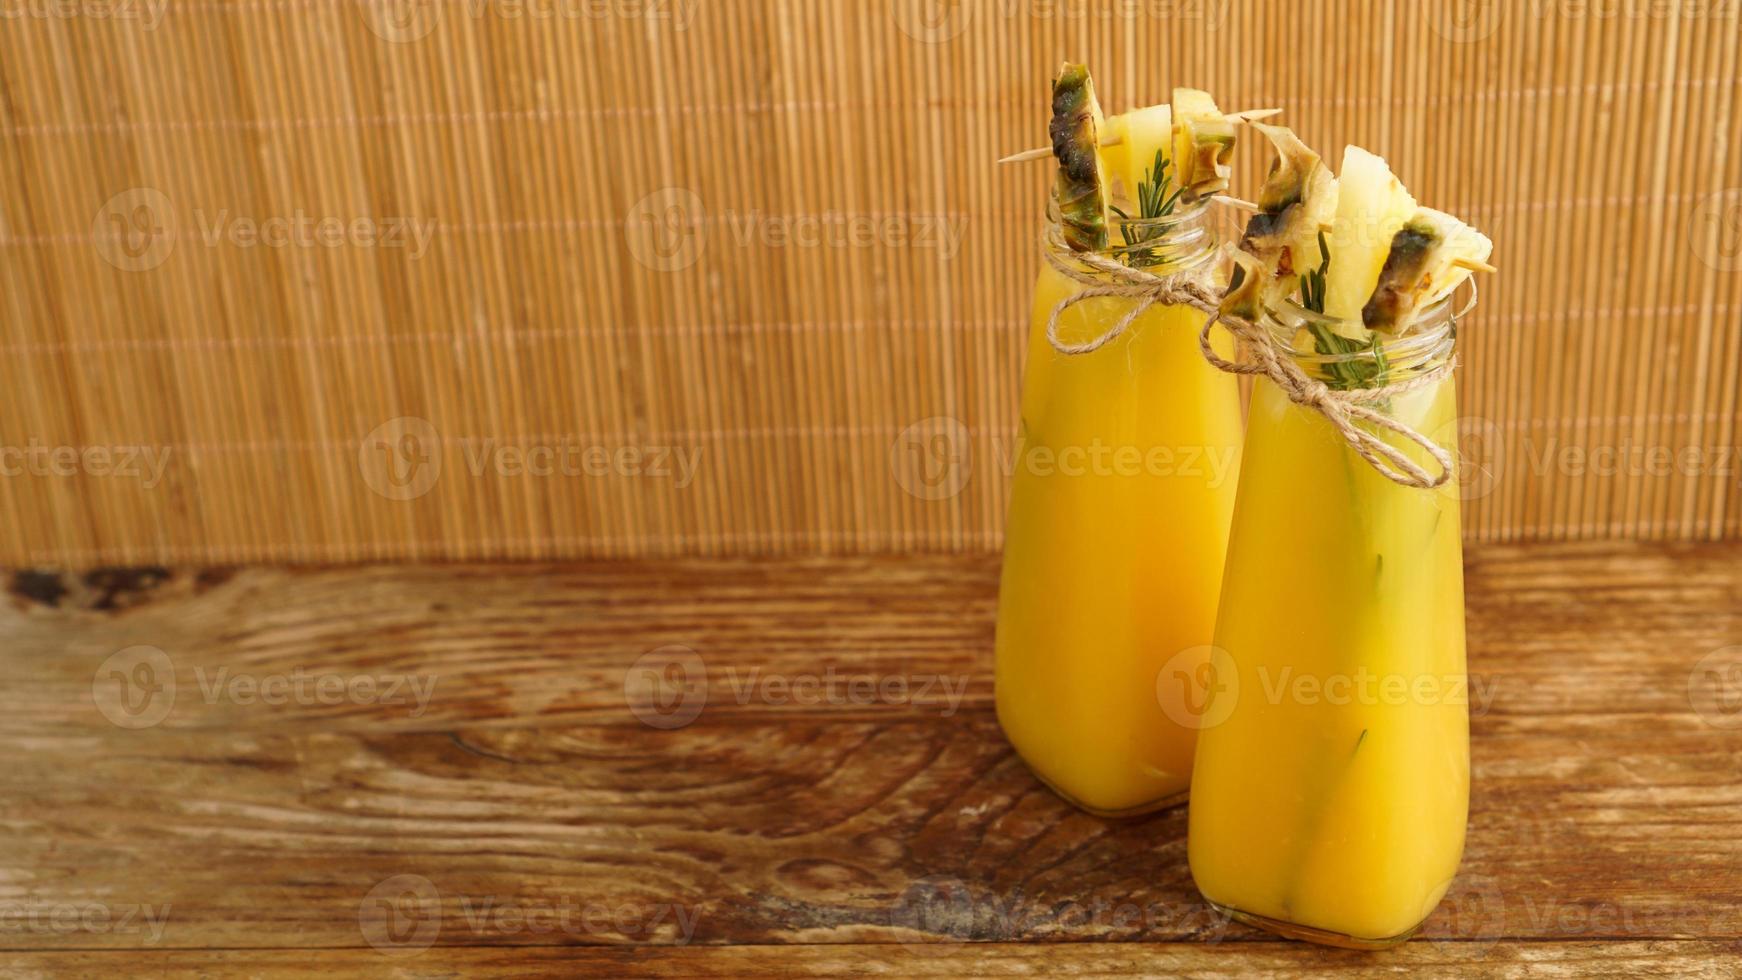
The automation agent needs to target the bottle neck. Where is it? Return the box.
[1041,196,1218,278]
[1261,290,1465,391]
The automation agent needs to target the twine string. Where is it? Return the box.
[1041,244,1457,490]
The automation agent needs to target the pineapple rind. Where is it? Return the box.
[1362,207,1495,332]
[1050,63,1109,252]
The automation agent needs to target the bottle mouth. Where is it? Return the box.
[1043,194,1215,272]
[1264,279,1477,367]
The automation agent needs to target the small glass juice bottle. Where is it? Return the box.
[1188,293,1469,946]
[993,197,1243,816]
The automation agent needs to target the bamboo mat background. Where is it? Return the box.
[1,0,1739,565]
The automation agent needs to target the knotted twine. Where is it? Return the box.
[1041,244,1457,490]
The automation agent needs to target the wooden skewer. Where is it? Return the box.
[997,108,1283,164]
[1451,257,1499,274]
[1210,196,1262,213]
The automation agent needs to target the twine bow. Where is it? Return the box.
[1042,244,1457,490]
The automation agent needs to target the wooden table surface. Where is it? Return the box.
[3,540,1740,977]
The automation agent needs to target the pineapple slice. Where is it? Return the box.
[1221,248,1268,323]
[1171,87,1236,201]
[1238,122,1339,296]
[1362,207,1495,332]
[1322,145,1417,336]
[1049,63,1110,251]
[1102,103,1173,207]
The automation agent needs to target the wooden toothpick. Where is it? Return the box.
[997,108,1282,165]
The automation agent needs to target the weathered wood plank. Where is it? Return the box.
[5,540,1742,734]
[1,716,1736,950]
[2,542,1738,956]
[1,940,1737,979]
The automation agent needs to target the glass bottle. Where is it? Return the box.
[1188,292,1470,946]
[994,198,1243,816]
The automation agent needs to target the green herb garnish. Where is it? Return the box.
[1299,230,1389,390]
[1113,150,1183,267]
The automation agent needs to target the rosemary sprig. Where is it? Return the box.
[1298,230,1389,390]
[1113,150,1182,268]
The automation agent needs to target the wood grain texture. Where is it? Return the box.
[0,3,1739,566]
[3,941,1740,979]
[1,541,1739,976]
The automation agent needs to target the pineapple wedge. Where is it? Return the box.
[1239,122,1339,295]
[1049,63,1110,251]
[1322,145,1418,335]
[1100,103,1173,206]
[1171,88,1236,201]
[1362,207,1494,332]
[1221,248,1268,323]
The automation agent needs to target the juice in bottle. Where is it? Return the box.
[1188,294,1472,946]
[994,198,1243,816]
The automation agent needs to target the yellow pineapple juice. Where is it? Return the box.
[1188,299,1468,945]
[995,203,1243,816]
